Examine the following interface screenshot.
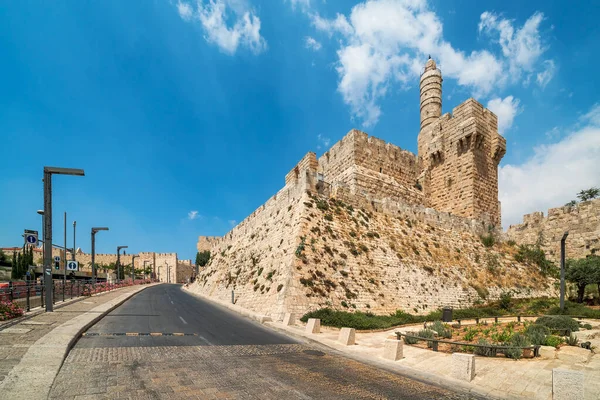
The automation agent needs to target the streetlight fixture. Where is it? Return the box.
[131,254,138,282]
[116,246,128,284]
[560,231,569,310]
[43,166,85,312]
[91,227,109,284]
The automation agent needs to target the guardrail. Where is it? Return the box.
[395,332,541,358]
[0,279,155,312]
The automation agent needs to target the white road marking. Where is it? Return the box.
[170,301,174,304]
[179,316,188,325]
[198,335,213,345]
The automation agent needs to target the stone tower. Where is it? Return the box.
[417,59,506,227]
[419,58,442,130]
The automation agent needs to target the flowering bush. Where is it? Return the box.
[0,300,24,321]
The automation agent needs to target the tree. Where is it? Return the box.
[565,257,597,303]
[0,249,8,266]
[577,187,600,202]
[564,200,577,207]
[196,251,211,267]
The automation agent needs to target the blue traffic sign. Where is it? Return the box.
[66,261,78,271]
[26,235,37,244]
[54,256,60,262]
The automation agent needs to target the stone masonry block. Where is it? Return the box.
[306,318,320,334]
[338,328,355,346]
[382,339,403,361]
[451,353,475,382]
[557,346,592,364]
[552,369,584,400]
[539,345,556,359]
[283,313,295,326]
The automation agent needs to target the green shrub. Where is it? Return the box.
[324,214,333,221]
[481,234,495,247]
[499,292,512,310]
[341,301,348,308]
[566,333,579,346]
[503,333,531,360]
[524,324,549,345]
[582,323,593,330]
[300,308,422,330]
[417,329,436,348]
[429,320,452,339]
[544,335,564,348]
[403,334,419,345]
[315,199,329,211]
[515,244,556,276]
[535,315,579,333]
[473,338,495,356]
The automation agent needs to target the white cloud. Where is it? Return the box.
[177,1,193,20]
[228,219,237,227]
[487,96,521,134]
[479,11,549,79]
[500,104,600,227]
[286,0,311,11]
[305,36,322,51]
[176,0,267,55]
[536,60,555,88]
[316,133,331,149]
[188,211,201,220]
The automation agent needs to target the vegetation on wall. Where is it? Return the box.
[196,250,211,267]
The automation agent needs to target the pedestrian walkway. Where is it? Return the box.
[268,319,600,400]
[0,284,153,400]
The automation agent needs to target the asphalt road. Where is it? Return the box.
[77,283,296,348]
[52,284,482,400]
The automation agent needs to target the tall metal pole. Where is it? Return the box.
[43,171,53,311]
[116,246,128,284]
[560,231,569,310]
[73,221,76,261]
[63,212,67,286]
[91,230,96,285]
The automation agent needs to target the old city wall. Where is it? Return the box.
[506,199,600,264]
[194,188,555,319]
[191,154,316,318]
[419,99,505,226]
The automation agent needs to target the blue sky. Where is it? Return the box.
[1,0,599,262]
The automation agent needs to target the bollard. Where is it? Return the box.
[283,313,295,326]
[451,353,475,382]
[231,290,235,304]
[475,318,479,324]
[382,339,403,361]
[518,315,521,322]
[41,285,45,308]
[494,317,498,323]
[552,369,584,400]
[306,318,320,334]
[338,328,355,345]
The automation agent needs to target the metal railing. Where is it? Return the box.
[395,332,541,358]
[0,279,155,313]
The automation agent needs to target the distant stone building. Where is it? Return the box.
[507,198,600,264]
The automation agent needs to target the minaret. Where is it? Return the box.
[419,57,442,130]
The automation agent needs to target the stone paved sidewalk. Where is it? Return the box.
[268,318,600,400]
[0,285,151,385]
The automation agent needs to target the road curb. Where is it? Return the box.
[0,284,157,400]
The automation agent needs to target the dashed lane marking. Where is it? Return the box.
[81,332,199,337]
[179,316,188,325]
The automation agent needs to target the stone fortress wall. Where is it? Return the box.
[189,58,558,320]
[506,198,600,264]
[48,248,187,283]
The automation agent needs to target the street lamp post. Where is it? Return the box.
[143,260,149,280]
[91,227,109,285]
[116,246,128,284]
[43,166,85,312]
[166,262,169,283]
[560,231,569,310]
[37,210,44,273]
[63,212,67,293]
[131,255,138,283]
[73,221,76,261]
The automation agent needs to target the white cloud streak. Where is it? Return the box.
[487,96,521,134]
[305,36,322,51]
[499,103,600,227]
[188,211,201,220]
[176,0,267,55]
